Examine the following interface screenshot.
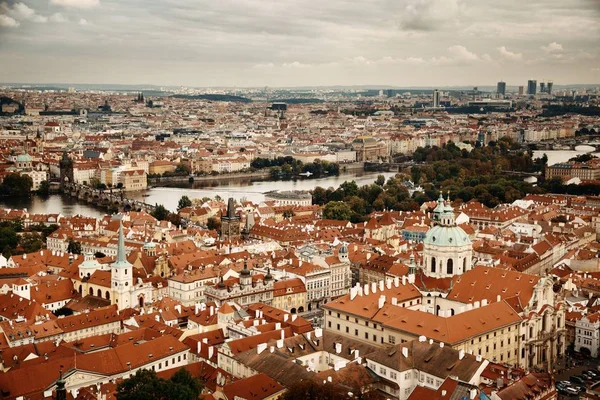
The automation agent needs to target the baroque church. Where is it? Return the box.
[422,193,472,278]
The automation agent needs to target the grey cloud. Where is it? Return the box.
[0,0,599,86]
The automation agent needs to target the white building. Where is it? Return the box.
[422,194,473,278]
[264,190,312,207]
[575,313,600,358]
[365,340,487,400]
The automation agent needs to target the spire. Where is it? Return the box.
[112,220,131,269]
[117,221,126,264]
[56,366,66,400]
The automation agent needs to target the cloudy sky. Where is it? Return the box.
[0,0,599,87]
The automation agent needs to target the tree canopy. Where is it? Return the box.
[0,173,32,197]
[115,368,203,400]
[177,196,192,211]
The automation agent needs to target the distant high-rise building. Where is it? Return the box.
[497,81,506,95]
[547,81,553,94]
[540,82,546,93]
[432,89,440,108]
[518,86,524,95]
[527,80,537,95]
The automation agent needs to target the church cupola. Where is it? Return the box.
[240,258,252,286]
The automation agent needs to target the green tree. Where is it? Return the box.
[311,186,328,205]
[169,368,203,398]
[151,204,170,221]
[0,173,32,197]
[177,195,192,211]
[175,163,190,175]
[37,180,50,196]
[375,174,385,186]
[0,227,18,253]
[19,232,43,253]
[207,217,221,232]
[323,201,353,221]
[116,368,203,400]
[67,239,82,255]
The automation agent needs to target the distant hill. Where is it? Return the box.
[171,94,252,103]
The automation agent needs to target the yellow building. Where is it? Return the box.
[272,278,307,314]
[120,169,147,191]
[149,160,175,175]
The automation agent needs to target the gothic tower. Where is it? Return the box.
[220,198,241,241]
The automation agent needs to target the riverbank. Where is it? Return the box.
[149,170,270,185]
[148,162,366,186]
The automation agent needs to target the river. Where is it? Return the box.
[533,145,599,166]
[2,147,597,216]
[0,170,397,215]
[128,170,398,211]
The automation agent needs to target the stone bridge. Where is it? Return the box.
[64,184,156,213]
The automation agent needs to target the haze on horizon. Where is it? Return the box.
[0,0,599,88]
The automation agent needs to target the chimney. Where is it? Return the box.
[371,282,377,294]
[474,301,480,308]
[366,253,371,260]
[202,338,208,344]
[364,284,370,296]
[174,304,181,313]
[441,390,447,397]
[335,342,342,354]
[496,294,501,302]
[277,339,284,348]
[208,346,214,360]
[280,329,285,341]
[386,279,392,290]
[481,299,488,307]
[314,328,323,338]
[284,314,289,322]
[419,335,426,342]
[197,341,202,354]
[270,346,275,353]
[391,297,398,306]
[469,388,477,399]
[402,347,409,358]
[209,306,214,316]
[275,322,281,330]
[378,295,386,309]
[440,342,444,348]
[350,287,357,300]
[257,343,267,354]
[394,276,400,287]
[476,354,482,362]
[496,377,504,389]
[459,349,465,360]
[378,280,384,291]
[402,276,406,285]
[291,314,297,322]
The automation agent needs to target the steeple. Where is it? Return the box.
[115,221,128,266]
[56,367,66,400]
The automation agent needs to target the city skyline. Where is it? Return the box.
[0,0,599,87]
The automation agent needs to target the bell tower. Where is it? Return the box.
[111,221,132,310]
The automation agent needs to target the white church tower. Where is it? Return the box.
[111,221,132,310]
